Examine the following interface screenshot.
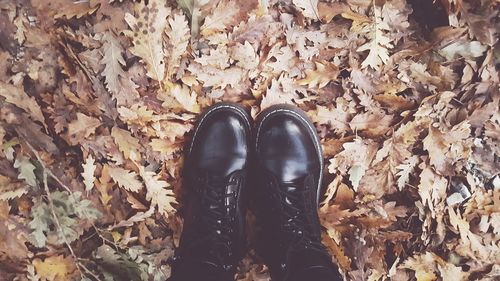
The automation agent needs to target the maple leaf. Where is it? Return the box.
[81,155,96,192]
[297,61,340,89]
[32,255,77,281]
[293,0,319,20]
[108,166,143,193]
[67,113,101,145]
[124,0,170,81]
[111,126,141,161]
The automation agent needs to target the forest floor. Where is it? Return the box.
[0,0,499,280]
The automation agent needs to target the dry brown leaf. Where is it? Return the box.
[350,111,393,137]
[0,81,45,126]
[293,0,319,20]
[67,113,101,145]
[124,0,170,81]
[108,165,143,193]
[165,12,190,79]
[111,126,142,161]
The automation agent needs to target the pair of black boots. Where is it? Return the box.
[169,103,342,281]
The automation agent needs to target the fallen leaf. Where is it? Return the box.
[108,165,143,193]
[111,126,142,161]
[81,154,96,192]
[67,113,101,145]
[124,0,170,81]
[297,61,340,89]
[33,255,77,281]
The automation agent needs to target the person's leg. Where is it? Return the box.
[169,103,252,281]
[283,247,342,281]
[168,260,233,281]
[252,104,343,281]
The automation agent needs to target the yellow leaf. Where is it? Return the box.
[138,165,177,216]
[108,165,143,193]
[297,61,340,89]
[150,138,177,155]
[111,126,141,161]
[123,0,170,81]
[166,13,190,79]
[33,255,77,281]
[169,84,200,113]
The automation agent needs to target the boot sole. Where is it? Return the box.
[254,104,324,206]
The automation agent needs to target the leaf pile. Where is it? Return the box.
[0,0,499,280]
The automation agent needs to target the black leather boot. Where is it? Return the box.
[253,104,342,281]
[170,103,252,281]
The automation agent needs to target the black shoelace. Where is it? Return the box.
[197,173,239,264]
[278,181,324,251]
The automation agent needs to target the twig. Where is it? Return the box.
[25,142,102,281]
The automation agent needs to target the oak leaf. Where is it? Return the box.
[111,126,142,161]
[108,166,143,193]
[165,13,190,79]
[297,61,340,89]
[124,0,170,81]
[357,5,392,69]
[101,32,139,106]
[138,166,176,216]
[81,155,96,192]
[350,111,393,137]
[14,155,37,187]
[67,113,101,145]
[0,81,45,126]
[293,0,319,20]
[200,0,240,36]
[310,105,350,135]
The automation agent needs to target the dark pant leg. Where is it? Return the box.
[282,248,343,281]
[168,261,234,281]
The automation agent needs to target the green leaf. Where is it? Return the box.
[14,155,37,187]
[28,191,101,248]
